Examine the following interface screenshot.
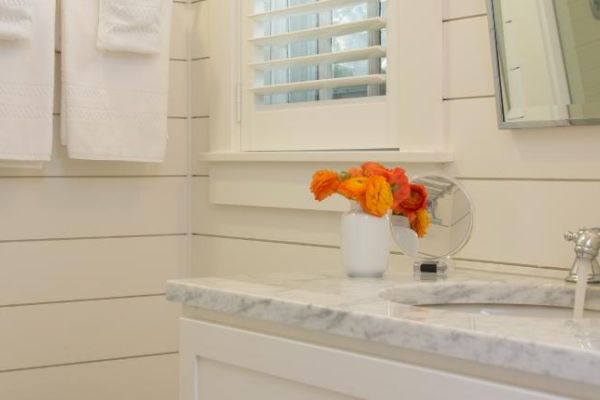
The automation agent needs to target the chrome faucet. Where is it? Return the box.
[564,228,600,283]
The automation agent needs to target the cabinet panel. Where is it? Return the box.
[197,359,358,400]
[180,318,564,400]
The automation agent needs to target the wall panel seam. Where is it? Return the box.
[0,175,187,179]
[184,0,194,278]
[194,234,568,271]
[193,233,339,249]
[51,114,189,120]
[0,352,179,375]
[443,13,488,23]
[457,177,600,183]
[443,95,495,101]
[453,257,567,271]
[0,293,167,309]
[0,233,186,244]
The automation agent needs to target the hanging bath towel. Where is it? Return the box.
[97,0,164,54]
[61,0,172,162]
[0,0,55,161]
[0,0,34,41]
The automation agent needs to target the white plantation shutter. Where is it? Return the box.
[241,0,395,151]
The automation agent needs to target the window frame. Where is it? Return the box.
[207,0,446,158]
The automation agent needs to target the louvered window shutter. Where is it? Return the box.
[241,0,395,151]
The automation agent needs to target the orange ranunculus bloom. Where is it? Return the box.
[361,161,390,179]
[393,184,427,215]
[388,167,408,186]
[360,176,393,217]
[310,170,341,201]
[411,209,430,238]
[337,177,368,201]
[389,167,410,209]
[347,167,364,178]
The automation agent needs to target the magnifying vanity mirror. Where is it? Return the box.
[390,176,474,276]
[488,0,600,128]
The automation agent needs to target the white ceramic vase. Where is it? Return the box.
[340,201,390,278]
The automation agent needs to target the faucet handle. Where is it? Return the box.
[565,228,600,242]
[565,227,600,257]
[565,230,579,242]
[565,228,600,283]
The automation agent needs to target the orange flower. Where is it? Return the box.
[347,167,364,178]
[389,167,410,209]
[337,177,368,201]
[411,209,430,238]
[361,162,390,179]
[394,184,427,215]
[310,170,341,201]
[360,176,393,217]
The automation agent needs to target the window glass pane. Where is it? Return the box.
[255,0,386,105]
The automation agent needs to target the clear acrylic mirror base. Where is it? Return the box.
[413,258,455,281]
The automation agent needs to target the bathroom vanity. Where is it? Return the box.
[167,265,600,400]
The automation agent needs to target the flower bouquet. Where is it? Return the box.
[309,162,429,277]
[310,162,429,237]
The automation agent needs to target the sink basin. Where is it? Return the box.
[421,303,600,318]
[379,280,600,319]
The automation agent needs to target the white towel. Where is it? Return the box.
[97,0,165,54]
[61,0,171,162]
[0,0,54,161]
[0,0,34,41]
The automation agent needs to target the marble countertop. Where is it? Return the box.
[166,266,600,386]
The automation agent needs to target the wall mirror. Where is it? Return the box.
[488,0,600,128]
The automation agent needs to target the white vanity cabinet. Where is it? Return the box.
[179,318,563,400]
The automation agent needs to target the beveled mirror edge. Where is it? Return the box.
[486,0,573,129]
[412,174,476,259]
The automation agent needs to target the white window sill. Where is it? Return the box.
[198,151,453,163]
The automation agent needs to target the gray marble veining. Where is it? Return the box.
[166,267,600,386]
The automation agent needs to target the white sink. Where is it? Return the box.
[379,280,600,319]
[421,303,600,318]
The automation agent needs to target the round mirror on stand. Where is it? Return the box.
[390,175,475,277]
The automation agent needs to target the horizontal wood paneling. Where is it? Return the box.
[443,97,600,179]
[0,118,187,176]
[207,162,440,212]
[444,16,494,98]
[0,3,188,398]
[193,235,345,277]
[171,2,189,60]
[192,59,210,117]
[0,177,187,241]
[0,296,179,371]
[170,60,189,118]
[195,176,594,270]
[192,1,210,59]
[193,117,209,175]
[443,0,487,20]
[0,354,178,400]
[193,234,569,279]
[193,177,340,246]
[459,179,597,269]
[191,0,600,288]
[0,236,185,306]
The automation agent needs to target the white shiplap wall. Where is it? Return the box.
[192,0,600,278]
[0,1,191,398]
